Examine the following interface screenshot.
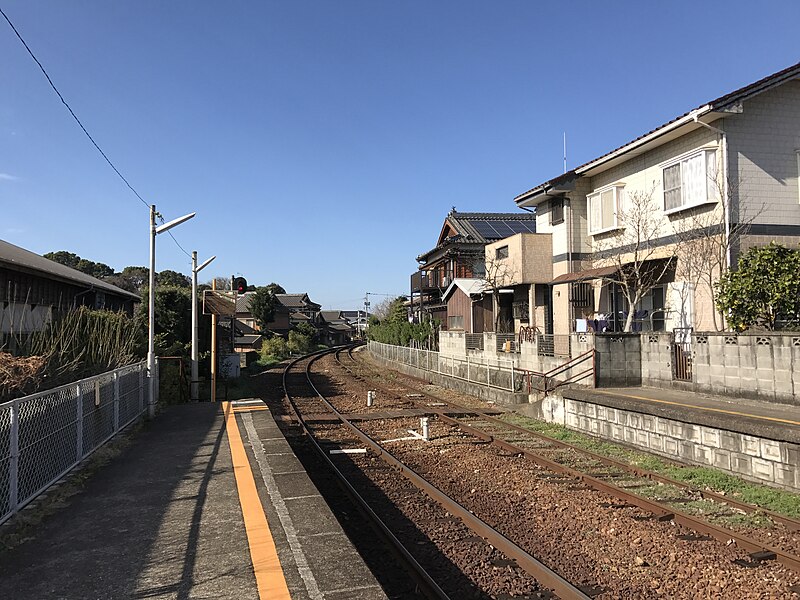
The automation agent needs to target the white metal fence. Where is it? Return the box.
[368,341,525,392]
[0,361,152,525]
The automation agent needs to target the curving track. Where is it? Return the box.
[304,344,800,598]
[282,348,590,599]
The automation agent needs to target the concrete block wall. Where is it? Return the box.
[525,394,799,491]
[593,333,641,386]
[640,333,673,382]
[692,334,800,404]
[439,331,466,357]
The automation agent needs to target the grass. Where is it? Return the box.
[500,413,800,520]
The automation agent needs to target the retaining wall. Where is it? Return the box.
[523,394,799,491]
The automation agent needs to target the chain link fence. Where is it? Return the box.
[0,361,152,525]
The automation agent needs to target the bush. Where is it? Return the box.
[716,243,800,330]
[367,319,438,347]
[260,336,289,362]
[288,331,313,355]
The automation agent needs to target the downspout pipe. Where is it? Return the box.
[693,116,731,271]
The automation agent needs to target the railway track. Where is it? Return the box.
[283,348,593,599]
[313,344,800,597]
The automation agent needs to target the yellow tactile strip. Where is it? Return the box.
[223,401,292,600]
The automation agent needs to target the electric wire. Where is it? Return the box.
[1,6,193,259]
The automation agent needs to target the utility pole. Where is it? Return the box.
[191,251,215,401]
[148,204,195,418]
[211,278,217,403]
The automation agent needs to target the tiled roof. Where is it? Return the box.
[320,310,343,323]
[417,211,536,262]
[0,239,140,301]
[515,60,800,203]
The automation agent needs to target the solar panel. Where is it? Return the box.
[471,220,500,238]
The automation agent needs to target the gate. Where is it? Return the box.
[672,327,693,382]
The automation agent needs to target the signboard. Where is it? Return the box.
[203,290,236,316]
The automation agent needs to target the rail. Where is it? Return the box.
[291,348,591,599]
[0,361,152,525]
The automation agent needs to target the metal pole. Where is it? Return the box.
[211,278,217,403]
[191,252,199,400]
[147,204,157,418]
[191,252,215,401]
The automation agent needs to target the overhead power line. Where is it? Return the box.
[0,7,192,259]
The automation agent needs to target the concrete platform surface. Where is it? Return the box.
[564,386,800,443]
[0,402,387,600]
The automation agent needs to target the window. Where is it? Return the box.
[662,149,717,213]
[550,197,564,225]
[588,186,623,234]
[495,245,509,260]
[448,315,464,330]
[512,300,529,322]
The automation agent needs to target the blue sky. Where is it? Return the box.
[2,1,799,310]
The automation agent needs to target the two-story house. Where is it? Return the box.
[514,60,800,336]
[410,209,537,325]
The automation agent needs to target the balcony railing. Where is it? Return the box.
[411,270,453,292]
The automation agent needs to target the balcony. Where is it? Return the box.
[411,270,453,293]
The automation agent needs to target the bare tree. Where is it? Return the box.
[672,172,762,331]
[593,187,677,332]
[480,254,518,333]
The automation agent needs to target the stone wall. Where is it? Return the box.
[523,394,799,491]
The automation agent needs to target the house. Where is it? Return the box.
[441,279,490,335]
[514,60,800,336]
[235,291,321,338]
[410,209,537,326]
[318,310,354,346]
[341,310,369,337]
[1,239,140,336]
[275,293,321,326]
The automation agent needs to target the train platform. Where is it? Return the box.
[563,386,800,444]
[0,401,386,600]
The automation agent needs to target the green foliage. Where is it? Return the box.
[105,266,150,294]
[367,319,437,347]
[265,282,286,295]
[157,269,191,288]
[293,321,318,343]
[260,336,288,363]
[44,251,114,279]
[716,243,800,330]
[136,286,192,356]
[249,286,278,330]
[288,330,312,355]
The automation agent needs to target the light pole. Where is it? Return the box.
[191,251,215,401]
[148,204,196,418]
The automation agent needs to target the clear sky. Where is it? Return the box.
[2,1,799,310]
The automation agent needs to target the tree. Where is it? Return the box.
[105,266,150,295]
[136,287,192,355]
[672,171,763,331]
[265,282,286,295]
[293,321,318,344]
[157,269,191,288]
[480,254,518,333]
[716,243,800,331]
[249,286,278,330]
[593,188,678,332]
[45,251,114,279]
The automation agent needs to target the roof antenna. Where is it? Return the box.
[563,131,567,173]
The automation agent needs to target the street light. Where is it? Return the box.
[191,251,215,401]
[148,204,196,418]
